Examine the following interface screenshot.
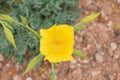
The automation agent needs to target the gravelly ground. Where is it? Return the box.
[1,0,120,80]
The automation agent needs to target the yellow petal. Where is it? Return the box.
[40,24,74,62]
[44,54,74,63]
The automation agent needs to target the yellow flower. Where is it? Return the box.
[40,24,74,63]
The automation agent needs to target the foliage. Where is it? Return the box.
[0,10,100,80]
[25,13,100,80]
[24,12,100,75]
[0,0,80,64]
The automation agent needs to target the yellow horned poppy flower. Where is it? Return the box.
[40,24,74,62]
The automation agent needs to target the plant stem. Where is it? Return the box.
[50,63,56,80]
[25,25,39,38]
[51,63,54,72]
[74,22,81,27]
[14,21,40,38]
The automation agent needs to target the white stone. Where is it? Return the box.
[111,42,117,51]
[107,20,113,31]
[70,60,77,64]
[95,53,103,63]
[83,59,89,63]
[6,63,10,67]
[26,77,32,80]
[87,44,91,49]
[91,70,101,77]
[13,74,22,80]
[107,20,113,28]
[117,0,120,4]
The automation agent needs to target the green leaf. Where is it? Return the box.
[0,22,16,49]
[2,21,13,30]
[23,54,43,74]
[81,13,100,24]
[50,63,56,80]
[20,15,28,25]
[3,26,16,49]
[73,49,86,59]
[74,23,86,32]
[50,71,56,80]
[0,14,15,22]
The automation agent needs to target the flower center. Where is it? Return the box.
[53,40,60,45]
[52,39,63,50]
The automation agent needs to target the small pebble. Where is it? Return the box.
[6,63,10,67]
[107,20,113,31]
[91,70,101,77]
[83,59,89,63]
[87,44,91,49]
[110,42,117,51]
[70,60,77,64]
[107,20,113,28]
[13,74,22,80]
[26,77,32,80]
[95,53,104,63]
[117,0,120,4]
[114,54,119,59]
[86,0,93,5]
